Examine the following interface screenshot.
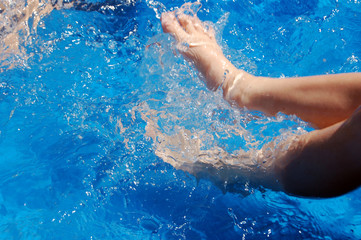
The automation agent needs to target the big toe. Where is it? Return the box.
[161,12,175,33]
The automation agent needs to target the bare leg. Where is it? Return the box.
[239,73,361,128]
[275,106,361,197]
[187,107,361,197]
[161,12,361,128]
[160,9,361,197]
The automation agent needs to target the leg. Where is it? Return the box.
[275,106,361,197]
[235,73,361,128]
[161,12,361,128]
[182,106,361,197]
[160,8,361,197]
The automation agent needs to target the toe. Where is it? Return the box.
[177,14,196,34]
[161,12,189,42]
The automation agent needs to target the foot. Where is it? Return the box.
[161,10,242,91]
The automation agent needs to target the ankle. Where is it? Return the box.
[222,69,254,107]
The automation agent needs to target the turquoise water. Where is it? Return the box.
[1,0,361,239]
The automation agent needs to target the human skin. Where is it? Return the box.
[276,108,361,197]
[161,10,361,197]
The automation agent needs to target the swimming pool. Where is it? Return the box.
[1,0,361,239]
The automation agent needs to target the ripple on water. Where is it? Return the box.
[1,0,361,239]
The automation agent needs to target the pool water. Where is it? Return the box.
[1,0,361,239]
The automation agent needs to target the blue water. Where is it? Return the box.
[1,0,361,239]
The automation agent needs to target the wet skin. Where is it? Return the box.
[161,6,361,197]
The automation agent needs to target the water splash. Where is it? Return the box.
[137,31,310,195]
[2,0,359,239]
[214,11,230,42]
[176,1,202,17]
[146,0,167,19]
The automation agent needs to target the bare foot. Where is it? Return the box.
[161,10,245,92]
